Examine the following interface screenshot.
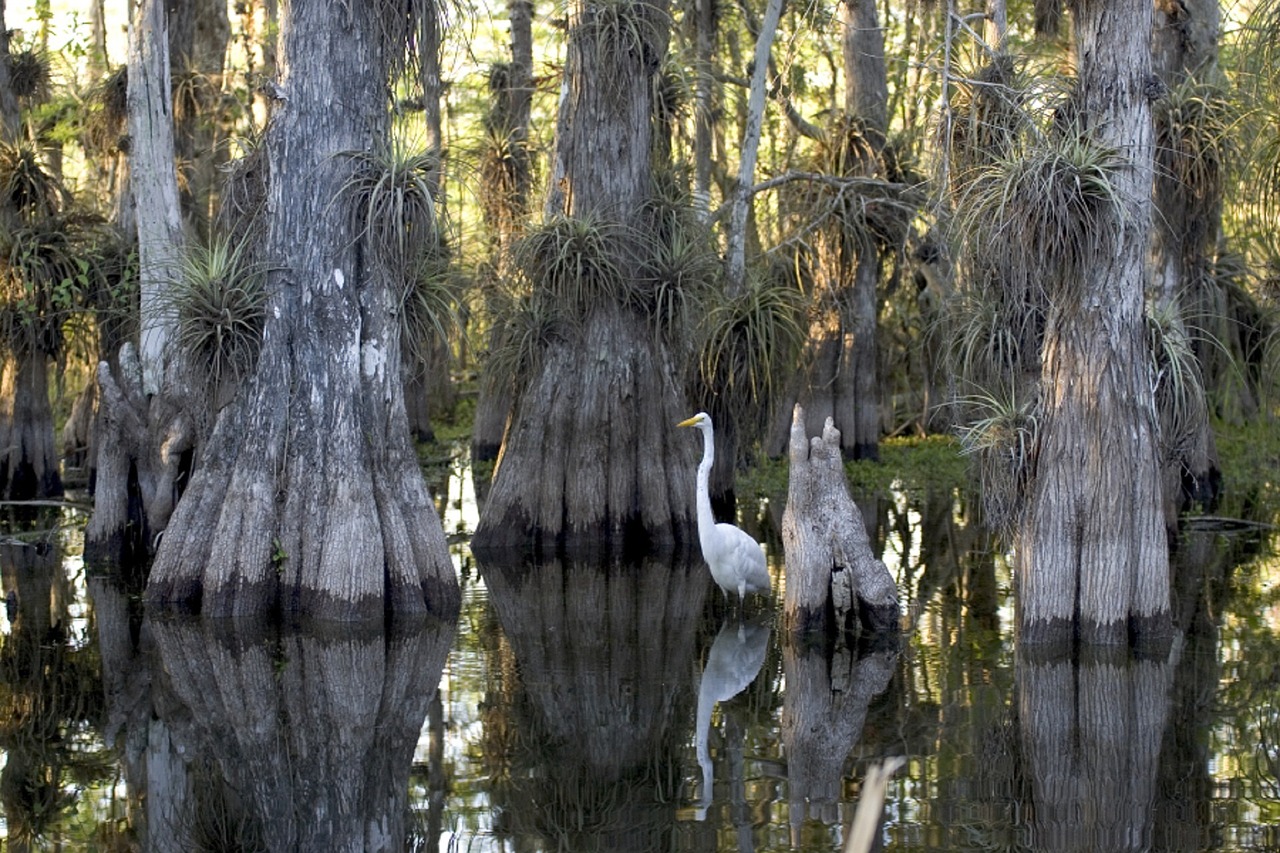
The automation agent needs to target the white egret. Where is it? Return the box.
[677,412,771,604]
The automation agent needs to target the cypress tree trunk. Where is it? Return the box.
[86,0,194,566]
[1018,0,1171,648]
[1151,0,1224,521]
[145,1,458,619]
[472,0,697,553]
[0,349,62,499]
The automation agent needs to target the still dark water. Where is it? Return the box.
[2,462,1278,852]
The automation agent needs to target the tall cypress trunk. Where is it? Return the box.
[472,0,696,553]
[1018,0,1171,647]
[145,1,458,619]
[1151,0,1223,520]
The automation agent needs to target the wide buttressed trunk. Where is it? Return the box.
[472,0,697,554]
[1018,0,1171,648]
[146,1,458,619]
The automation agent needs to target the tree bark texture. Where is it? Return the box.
[145,1,459,619]
[782,405,899,635]
[128,0,184,395]
[148,617,455,851]
[85,345,192,567]
[86,0,193,565]
[474,304,697,552]
[473,0,697,554]
[1018,0,1171,648]
[0,349,62,499]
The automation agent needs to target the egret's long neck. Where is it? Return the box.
[695,427,716,538]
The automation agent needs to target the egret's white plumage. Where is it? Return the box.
[677,412,771,603]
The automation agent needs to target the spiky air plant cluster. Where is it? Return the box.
[165,236,267,388]
[82,66,128,157]
[480,213,625,391]
[576,0,665,66]
[0,141,69,223]
[0,142,95,359]
[8,47,49,100]
[339,133,464,376]
[0,218,87,357]
[478,122,533,241]
[1154,75,1236,243]
[631,194,718,353]
[955,386,1040,537]
[956,122,1126,298]
[341,136,439,272]
[943,53,1032,185]
[1145,299,1209,461]
[696,265,806,436]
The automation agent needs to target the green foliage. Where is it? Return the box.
[166,236,267,385]
[0,217,92,356]
[738,435,969,501]
[1214,417,1280,521]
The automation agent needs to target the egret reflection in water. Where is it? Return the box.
[694,615,770,820]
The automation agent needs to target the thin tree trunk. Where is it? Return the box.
[1151,0,1224,523]
[145,1,459,618]
[692,0,715,217]
[1018,0,1171,648]
[724,0,784,296]
[471,0,534,462]
[86,0,194,566]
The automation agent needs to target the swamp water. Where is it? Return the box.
[1,457,1278,852]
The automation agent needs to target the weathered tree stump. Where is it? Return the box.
[782,404,899,635]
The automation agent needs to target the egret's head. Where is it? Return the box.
[677,412,711,430]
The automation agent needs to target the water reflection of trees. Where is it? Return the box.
[0,540,111,850]
[87,577,457,852]
[476,553,708,851]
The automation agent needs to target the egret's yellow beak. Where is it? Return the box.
[677,415,700,428]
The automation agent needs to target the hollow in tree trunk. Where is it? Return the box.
[145,0,459,619]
